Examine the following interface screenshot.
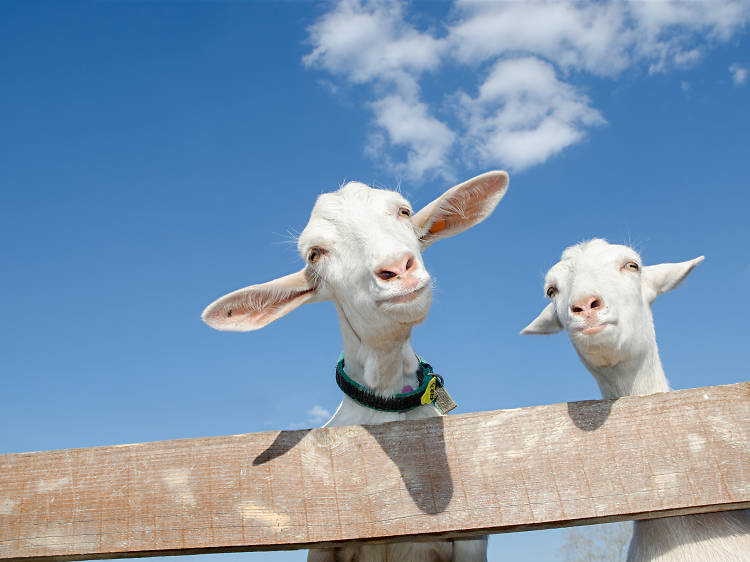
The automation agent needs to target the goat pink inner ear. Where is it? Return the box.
[429,218,446,234]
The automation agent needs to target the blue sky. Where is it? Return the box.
[1,1,749,560]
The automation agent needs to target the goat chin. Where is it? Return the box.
[571,331,626,368]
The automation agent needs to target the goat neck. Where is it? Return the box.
[579,343,670,399]
[336,301,420,398]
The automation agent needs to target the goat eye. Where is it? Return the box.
[398,207,411,218]
[308,247,323,264]
[546,286,558,298]
[623,261,640,272]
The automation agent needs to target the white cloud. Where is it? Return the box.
[449,0,750,76]
[303,0,445,86]
[458,57,604,171]
[288,404,332,429]
[306,405,331,424]
[303,0,453,179]
[626,1,748,73]
[304,0,750,179]
[629,0,748,41]
[449,1,630,75]
[730,63,748,85]
[369,95,456,180]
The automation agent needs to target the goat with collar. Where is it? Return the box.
[203,171,509,562]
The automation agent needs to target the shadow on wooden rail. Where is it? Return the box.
[253,417,453,515]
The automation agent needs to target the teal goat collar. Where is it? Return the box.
[335,354,445,413]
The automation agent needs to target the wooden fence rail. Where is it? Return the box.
[1,382,749,561]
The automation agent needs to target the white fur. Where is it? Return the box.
[203,171,509,561]
[522,239,750,561]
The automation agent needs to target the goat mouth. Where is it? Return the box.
[578,321,614,335]
[378,284,428,305]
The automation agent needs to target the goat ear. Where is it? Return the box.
[413,170,509,250]
[201,268,321,332]
[521,303,563,335]
[642,256,704,305]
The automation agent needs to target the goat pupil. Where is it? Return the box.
[227,310,232,317]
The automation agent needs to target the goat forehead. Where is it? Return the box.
[560,239,633,263]
[547,240,642,290]
[310,183,408,219]
[339,182,410,214]
[298,183,412,251]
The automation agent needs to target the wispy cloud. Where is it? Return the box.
[368,95,456,180]
[730,63,748,85]
[306,404,331,424]
[288,404,332,429]
[304,0,750,180]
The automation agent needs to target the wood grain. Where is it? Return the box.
[1,383,749,561]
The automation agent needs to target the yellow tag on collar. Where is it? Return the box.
[420,377,437,405]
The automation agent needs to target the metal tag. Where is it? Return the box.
[434,386,457,414]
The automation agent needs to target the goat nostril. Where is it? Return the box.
[591,299,602,309]
[572,306,583,314]
[377,254,415,281]
[377,270,398,281]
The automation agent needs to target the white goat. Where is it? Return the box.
[202,171,509,562]
[522,238,750,561]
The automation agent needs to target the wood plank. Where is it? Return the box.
[1,382,749,561]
